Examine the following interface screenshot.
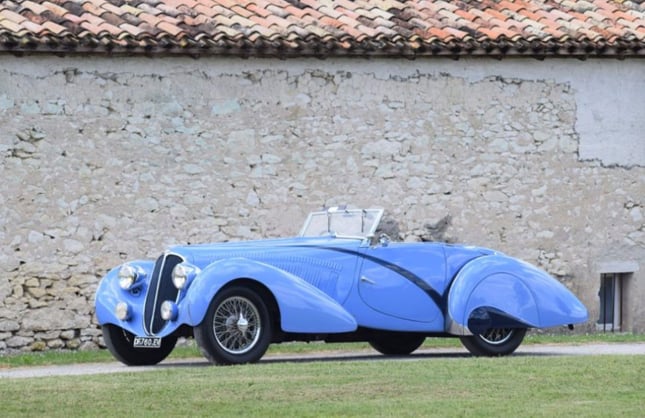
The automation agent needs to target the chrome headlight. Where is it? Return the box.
[115,302,131,321]
[117,264,146,290]
[172,263,198,290]
[118,264,137,290]
[160,301,178,321]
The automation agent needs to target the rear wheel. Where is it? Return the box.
[460,328,526,356]
[194,285,272,365]
[369,333,426,355]
[102,324,177,366]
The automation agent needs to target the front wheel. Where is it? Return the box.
[102,324,177,366]
[459,328,526,356]
[194,285,273,365]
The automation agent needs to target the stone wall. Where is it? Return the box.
[0,56,643,352]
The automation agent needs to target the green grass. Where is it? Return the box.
[1,355,643,417]
[523,331,645,345]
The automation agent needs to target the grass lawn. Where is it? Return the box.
[0,333,643,417]
[0,355,643,417]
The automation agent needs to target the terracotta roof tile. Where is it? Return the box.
[366,6,394,22]
[436,1,458,13]
[0,0,643,57]
[156,20,183,37]
[42,19,68,35]
[499,0,526,15]
[0,17,23,34]
[19,19,45,35]
[22,1,49,15]
[193,4,216,18]
[3,8,27,24]
[79,1,102,17]
[118,22,144,38]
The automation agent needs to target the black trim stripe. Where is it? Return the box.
[295,245,445,308]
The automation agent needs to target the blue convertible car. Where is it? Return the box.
[95,207,588,365]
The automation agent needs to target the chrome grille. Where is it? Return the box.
[143,253,183,335]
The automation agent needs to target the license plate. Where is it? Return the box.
[133,336,162,348]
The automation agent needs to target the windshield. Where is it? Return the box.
[299,207,384,238]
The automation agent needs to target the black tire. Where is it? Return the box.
[102,324,177,366]
[369,333,426,355]
[194,285,273,365]
[459,328,527,356]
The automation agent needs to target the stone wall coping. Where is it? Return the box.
[596,261,640,274]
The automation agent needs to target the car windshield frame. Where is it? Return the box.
[299,207,384,239]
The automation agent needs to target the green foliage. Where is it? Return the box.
[1,355,643,417]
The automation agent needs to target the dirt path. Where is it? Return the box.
[2,343,644,379]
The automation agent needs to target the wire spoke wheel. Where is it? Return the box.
[194,285,273,365]
[460,327,526,356]
[479,328,515,345]
[213,296,261,355]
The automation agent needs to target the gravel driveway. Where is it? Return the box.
[2,343,643,379]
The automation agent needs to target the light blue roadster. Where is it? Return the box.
[95,207,588,365]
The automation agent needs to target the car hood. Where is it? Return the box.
[167,236,361,267]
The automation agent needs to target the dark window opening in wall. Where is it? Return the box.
[597,273,624,332]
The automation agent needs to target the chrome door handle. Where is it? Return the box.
[360,276,376,285]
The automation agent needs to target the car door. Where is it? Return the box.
[357,243,446,323]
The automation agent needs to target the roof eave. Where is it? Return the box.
[0,38,642,59]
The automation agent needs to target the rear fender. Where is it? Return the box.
[447,255,588,335]
[184,258,357,333]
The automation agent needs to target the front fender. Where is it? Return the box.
[94,260,162,337]
[184,258,358,333]
[447,255,588,334]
